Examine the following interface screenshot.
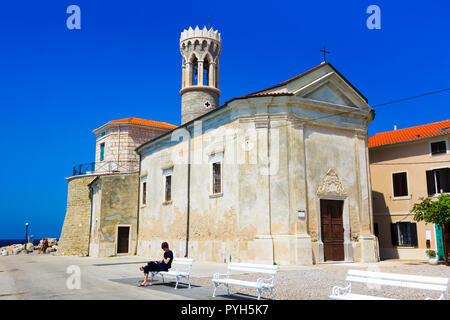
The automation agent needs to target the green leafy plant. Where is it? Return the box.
[411,194,450,226]
[425,250,437,258]
[273,261,278,265]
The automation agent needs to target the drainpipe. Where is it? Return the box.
[87,177,99,257]
[87,184,93,257]
[135,153,142,255]
[185,129,192,258]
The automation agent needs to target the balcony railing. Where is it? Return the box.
[72,161,139,176]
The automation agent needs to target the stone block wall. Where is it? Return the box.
[94,125,173,171]
[58,175,97,256]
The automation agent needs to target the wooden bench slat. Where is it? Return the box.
[346,276,448,292]
[348,269,449,285]
[229,262,279,270]
[330,293,395,300]
[228,266,277,275]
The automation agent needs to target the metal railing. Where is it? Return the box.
[72,161,139,176]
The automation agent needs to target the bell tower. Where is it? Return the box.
[180,26,222,124]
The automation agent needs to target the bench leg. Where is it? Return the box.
[212,282,218,297]
[175,276,179,290]
[188,276,191,289]
[161,274,165,284]
[226,284,230,296]
[150,273,154,285]
[270,288,274,300]
[257,288,262,300]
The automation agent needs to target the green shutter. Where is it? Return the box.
[100,143,105,161]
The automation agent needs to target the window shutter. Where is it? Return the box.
[410,223,418,246]
[393,174,401,197]
[390,223,398,246]
[443,168,450,193]
[426,170,436,195]
[393,172,408,197]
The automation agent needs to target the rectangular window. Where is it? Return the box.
[100,143,105,161]
[390,222,418,247]
[212,162,221,194]
[431,141,447,155]
[165,175,171,202]
[100,131,106,137]
[142,181,147,205]
[426,168,450,195]
[392,172,408,197]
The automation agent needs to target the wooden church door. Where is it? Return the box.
[320,199,345,261]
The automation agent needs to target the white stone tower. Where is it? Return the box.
[180,26,222,124]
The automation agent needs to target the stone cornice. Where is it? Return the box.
[137,95,370,156]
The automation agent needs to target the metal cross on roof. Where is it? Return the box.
[320,45,330,62]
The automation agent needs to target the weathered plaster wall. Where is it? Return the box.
[91,173,139,257]
[137,98,377,264]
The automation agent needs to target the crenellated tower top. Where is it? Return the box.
[179,26,222,124]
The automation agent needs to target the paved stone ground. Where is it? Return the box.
[1,253,449,300]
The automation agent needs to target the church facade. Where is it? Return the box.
[135,27,378,264]
[59,26,379,264]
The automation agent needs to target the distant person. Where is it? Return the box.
[39,238,48,254]
[139,242,173,287]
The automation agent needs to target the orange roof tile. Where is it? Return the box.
[368,119,450,148]
[109,117,177,130]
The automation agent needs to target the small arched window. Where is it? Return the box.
[192,56,199,85]
[203,56,210,86]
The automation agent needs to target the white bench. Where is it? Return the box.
[149,258,194,289]
[330,269,448,300]
[212,262,279,300]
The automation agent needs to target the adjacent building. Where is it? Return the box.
[369,119,450,260]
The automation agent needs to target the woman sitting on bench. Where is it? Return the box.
[139,242,173,287]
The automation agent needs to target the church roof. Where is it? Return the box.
[368,119,450,148]
[108,117,177,129]
[136,62,370,153]
[237,62,368,103]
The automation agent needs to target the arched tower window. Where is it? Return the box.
[192,56,198,85]
[203,56,210,86]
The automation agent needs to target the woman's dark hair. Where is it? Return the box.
[161,242,169,249]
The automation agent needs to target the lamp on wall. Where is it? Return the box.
[25,222,29,252]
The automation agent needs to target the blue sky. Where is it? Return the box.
[0,1,449,239]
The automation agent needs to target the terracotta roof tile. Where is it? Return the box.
[368,119,450,148]
[109,117,177,129]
